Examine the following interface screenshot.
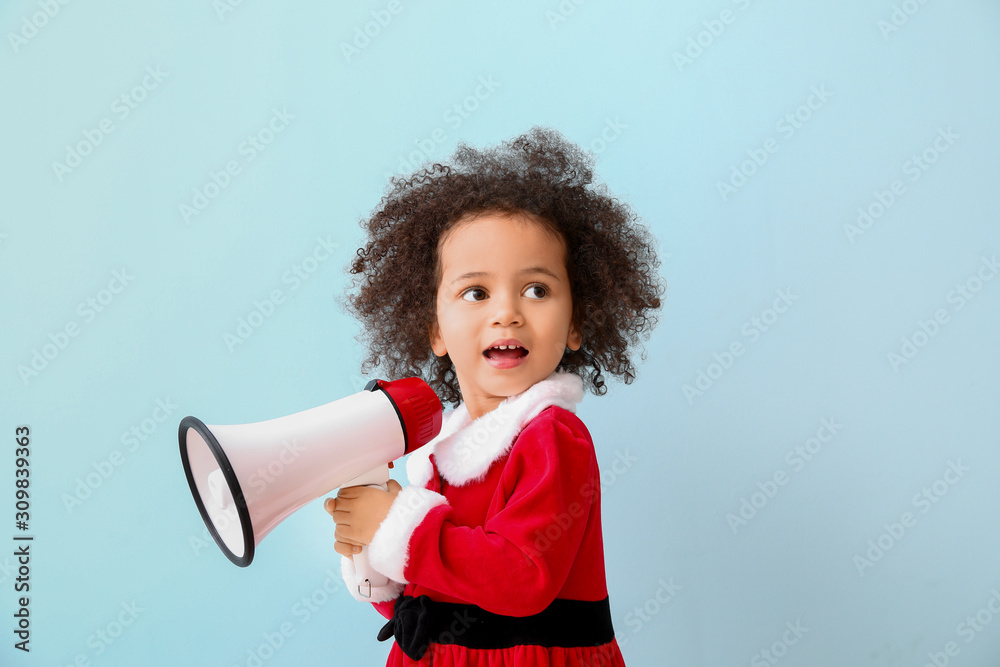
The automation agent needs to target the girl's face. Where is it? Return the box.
[429,211,582,420]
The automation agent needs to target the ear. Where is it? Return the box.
[566,321,582,351]
[428,320,448,357]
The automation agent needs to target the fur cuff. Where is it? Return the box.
[367,486,449,583]
[339,555,405,603]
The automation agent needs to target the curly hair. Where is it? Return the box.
[343,126,664,407]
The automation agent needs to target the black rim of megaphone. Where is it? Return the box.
[178,416,255,567]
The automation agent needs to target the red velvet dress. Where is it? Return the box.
[342,373,626,666]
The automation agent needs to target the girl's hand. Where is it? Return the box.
[325,480,402,558]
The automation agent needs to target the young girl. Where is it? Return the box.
[325,127,663,665]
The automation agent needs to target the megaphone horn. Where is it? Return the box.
[178,378,442,573]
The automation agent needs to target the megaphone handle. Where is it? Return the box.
[343,465,392,598]
[354,545,389,598]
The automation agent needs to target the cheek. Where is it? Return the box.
[434,304,471,345]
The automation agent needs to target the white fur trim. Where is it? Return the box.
[367,486,449,583]
[420,372,584,487]
[405,403,471,487]
[339,556,405,602]
[405,446,434,488]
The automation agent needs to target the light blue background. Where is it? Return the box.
[2,1,999,665]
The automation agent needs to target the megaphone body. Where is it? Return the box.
[178,377,441,592]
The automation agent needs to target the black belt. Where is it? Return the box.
[377,594,616,660]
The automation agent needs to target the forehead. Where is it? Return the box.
[438,212,567,271]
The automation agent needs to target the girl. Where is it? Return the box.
[326,127,663,665]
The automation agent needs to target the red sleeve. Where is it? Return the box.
[402,411,599,616]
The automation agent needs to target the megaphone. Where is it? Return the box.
[178,377,441,592]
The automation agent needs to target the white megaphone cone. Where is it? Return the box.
[178,377,441,594]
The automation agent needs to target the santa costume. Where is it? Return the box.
[341,372,626,666]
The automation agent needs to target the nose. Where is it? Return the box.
[491,290,522,327]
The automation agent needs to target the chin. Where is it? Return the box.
[484,373,543,399]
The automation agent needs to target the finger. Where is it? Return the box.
[337,487,361,500]
[386,479,403,494]
[334,541,362,558]
[324,498,336,515]
[341,485,382,501]
[332,496,353,513]
[335,526,365,546]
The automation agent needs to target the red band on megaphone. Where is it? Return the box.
[367,378,442,453]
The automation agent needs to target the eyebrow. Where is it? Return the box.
[449,266,561,286]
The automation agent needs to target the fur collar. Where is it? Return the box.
[406,372,585,487]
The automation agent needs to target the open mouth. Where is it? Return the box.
[483,344,529,361]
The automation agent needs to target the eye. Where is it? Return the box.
[523,284,548,300]
[460,287,488,302]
